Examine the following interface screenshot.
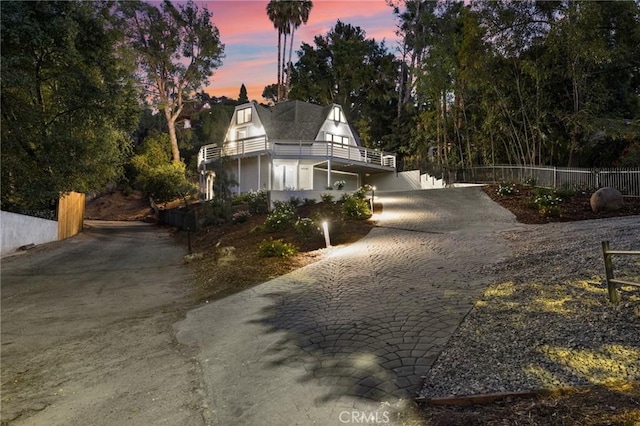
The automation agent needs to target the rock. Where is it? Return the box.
[183,252,203,263]
[590,187,624,213]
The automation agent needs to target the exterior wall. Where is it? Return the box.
[227,155,270,194]
[269,189,353,208]
[366,170,421,191]
[313,168,359,191]
[227,103,265,142]
[420,173,446,189]
[1,211,58,256]
[317,119,357,146]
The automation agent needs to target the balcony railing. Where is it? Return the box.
[198,136,396,169]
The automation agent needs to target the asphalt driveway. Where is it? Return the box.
[1,221,203,425]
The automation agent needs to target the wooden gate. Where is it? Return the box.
[58,192,85,240]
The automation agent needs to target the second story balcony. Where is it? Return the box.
[198,136,396,171]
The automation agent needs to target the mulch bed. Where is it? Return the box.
[482,184,640,224]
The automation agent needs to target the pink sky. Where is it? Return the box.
[202,1,400,100]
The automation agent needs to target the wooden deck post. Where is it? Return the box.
[601,241,620,303]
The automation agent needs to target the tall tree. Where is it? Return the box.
[289,21,399,149]
[284,1,313,98]
[121,0,224,163]
[1,0,139,210]
[266,0,289,102]
[238,83,249,103]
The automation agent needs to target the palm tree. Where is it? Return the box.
[284,1,313,98]
[266,0,289,102]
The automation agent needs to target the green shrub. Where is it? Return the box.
[341,193,371,220]
[232,210,251,223]
[247,190,269,214]
[201,198,232,226]
[555,188,576,200]
[497,182,518,196]
[303,198,316,206]
[320,193,334,203]
[135,161,197,203]
[353,185,372,200]
[533,193,563,217]
[288,196,302,207]
[264,202,296,231]
[294,217,319,239]
[258,238,298,257]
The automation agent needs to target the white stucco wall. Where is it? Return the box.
[1,211,58,256]
[313,169,359,191]
[420,173,446,189]
[366,170,421,191]
[269,189,353,208]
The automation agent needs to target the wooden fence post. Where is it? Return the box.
[601,241,620,303]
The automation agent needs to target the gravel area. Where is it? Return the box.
[420,215,640,399]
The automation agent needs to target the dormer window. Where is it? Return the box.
[325,133,349,145]
[331,106,344,123]
[236,107,252,125]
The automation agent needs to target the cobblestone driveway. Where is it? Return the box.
[176,187,524,425]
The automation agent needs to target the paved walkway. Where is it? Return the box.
[176,187,525,425]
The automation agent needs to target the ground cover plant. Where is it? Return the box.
[482,183,640,224]
[184,190,376,302]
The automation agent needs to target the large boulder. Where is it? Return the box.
[590,187,624,213]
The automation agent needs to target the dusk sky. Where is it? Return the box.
[202,0,401,101]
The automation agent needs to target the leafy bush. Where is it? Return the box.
[341,193,371,220]
[353,185,372,200]
[523,177,537,186]
[135,161,197,203]
[294,217,319,239]
[232,210,251,223]
[257,238,298,257]
[264,202,296,231]
[497,183,518,196]
[320,193,334,203]
[533,193,563,217]
[201,198,232,226]
[303,198,316,206]
[288,196,302,207]
[333,180,346,190]
[247,190,268,214]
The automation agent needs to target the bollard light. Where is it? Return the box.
[322,221,331,248]
[371,186,376,213]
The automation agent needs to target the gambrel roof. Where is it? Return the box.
[254,100,334,141]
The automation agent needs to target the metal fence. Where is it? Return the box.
[447,165,640,197]
[158,208,198,231]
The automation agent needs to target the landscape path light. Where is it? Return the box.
[322,220,331,248]
[371,186,376,213]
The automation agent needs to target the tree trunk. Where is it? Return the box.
[276,31,282,102]
[164,107,181,163]
[285,27,296,99]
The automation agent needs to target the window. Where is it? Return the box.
[325,133,349,145]
[331,106,344,123]
[236,107,252,124]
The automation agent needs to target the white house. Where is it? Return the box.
[197,100,398,199]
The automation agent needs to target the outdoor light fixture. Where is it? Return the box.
[371,186,376,213]
[322,221,331,248]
